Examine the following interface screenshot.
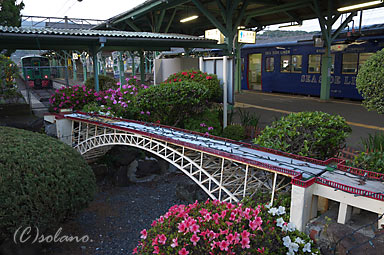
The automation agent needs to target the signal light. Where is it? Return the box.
[27,75,30,79]
[44,75,48,79]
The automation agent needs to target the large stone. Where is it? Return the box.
[108,146,140,166]
[91,163,109,182]
[135,158,161,178]
[175,183,208,203]
[112,165,130,187]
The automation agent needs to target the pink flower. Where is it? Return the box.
[171,238,178,248]
[140,229,147,239]
[249,217,262,231]
[190,234,200,246]
[190,224,200,233]
[257,247,265,253]
[132,247,138,254]
[178,222,187,233]
[240,237,250,249]
[158,234,167,245]
[219,240,230,251]
[178,248,189,255]
[226,233,235,243]
[153,245,159,254]
[208,126,214,131]
[241,230,250,239]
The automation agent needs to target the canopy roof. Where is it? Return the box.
[94,0,384,35]
[0,25,219,51]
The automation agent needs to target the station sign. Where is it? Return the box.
[238,30,256,44]
[205,29,225,44]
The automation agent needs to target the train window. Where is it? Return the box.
[265,57,274,72]
[280,55,291,73]
[291,55,302,73]
[308,54,321,73]
[342,53,358,74]
[358,53,373,69]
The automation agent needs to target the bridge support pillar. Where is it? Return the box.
[290,184,317,232]
[337,202,352,224]
[56,119,73,146]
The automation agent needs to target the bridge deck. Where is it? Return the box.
[66,113,328,179]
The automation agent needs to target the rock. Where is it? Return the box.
[108,146,140,166]
[135,158,161,178]
[91,164,109,182]
[112,165,130,187]
[127,160,159,183]
[167,164,178,174]
[44,122,56,137]
[175,183,208,203]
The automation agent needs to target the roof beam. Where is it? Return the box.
[164,8,177,33]
[191,0,228,36]
[155,9,166,32]
[125,19,142,32]
[246,0,311,17]
[113,1,164,24]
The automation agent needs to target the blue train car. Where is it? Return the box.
[241,31,384,100]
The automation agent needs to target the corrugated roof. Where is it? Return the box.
[0,26,212,41]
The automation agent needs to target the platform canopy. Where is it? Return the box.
[95,0,384,37]
[0,26,219,51]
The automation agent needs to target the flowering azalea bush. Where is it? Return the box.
[164,70,222,102]
[133,199,319,255]
[49,84,103,112]
[184,109,222,136]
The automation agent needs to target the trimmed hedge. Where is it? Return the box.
[135,81,209,126]
[254,111,351,160]
[222,125,245,141]
[356,49,384,114]
[0,127,96,241]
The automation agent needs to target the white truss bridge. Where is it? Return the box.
[45,112,384,231]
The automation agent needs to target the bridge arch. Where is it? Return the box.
[75,132,240,203]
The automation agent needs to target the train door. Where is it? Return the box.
[248,53,262,90]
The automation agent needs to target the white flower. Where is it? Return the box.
[277,206,286,215]
[295,237,305,244]
[286,250,295,255]
[282,225,288,232]
[289,242,299,252]
[283,236,291,248]
[268,207,278,216]
[276,217,285,228]
[265,203,272,209]
[287,222,296,232]
[303,243,311,253]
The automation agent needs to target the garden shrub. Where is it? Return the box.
[0,54,22,103]
[348,151,384,173]
[356,48,384,114]
[135,81,209,126]
[164,69,222,102]
[85,74,118,91]
[133,199,319,255]
[222,124,245,141]
[184,109,222,136]
[0,127,96,241]
[49,84,103,112]
[361,132,384,153]
[254,111,352,160]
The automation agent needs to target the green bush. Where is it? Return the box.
[254,111,352,160]
[184,109,222,136]
[163,69,222,102]
[348,151,384,173]
[361,132,384,153]
[0,127,96,241]
[356,49,384,114]
[85,74,118,91]
[222,124,245,141]
[135,81,209,126]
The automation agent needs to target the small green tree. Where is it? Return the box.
[356,48,384,114]
[0,0,24,56]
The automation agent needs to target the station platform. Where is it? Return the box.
[234,90,384,150]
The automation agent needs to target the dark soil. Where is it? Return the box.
[42,173,194,255]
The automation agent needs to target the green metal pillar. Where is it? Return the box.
[119,52,125,87]
[320,44,332,100]
[235,42,242,93]
[139,50,145,83]
[82,56,87,83]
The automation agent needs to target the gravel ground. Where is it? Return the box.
[43,173,202,255]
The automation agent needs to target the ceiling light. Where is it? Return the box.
[180,15,198,23]
[337,0,383,12]
[238,26,246,29]
[278,21,302,28]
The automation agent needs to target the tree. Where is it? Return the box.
[356,48,384,114]
[0,0,24,56]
